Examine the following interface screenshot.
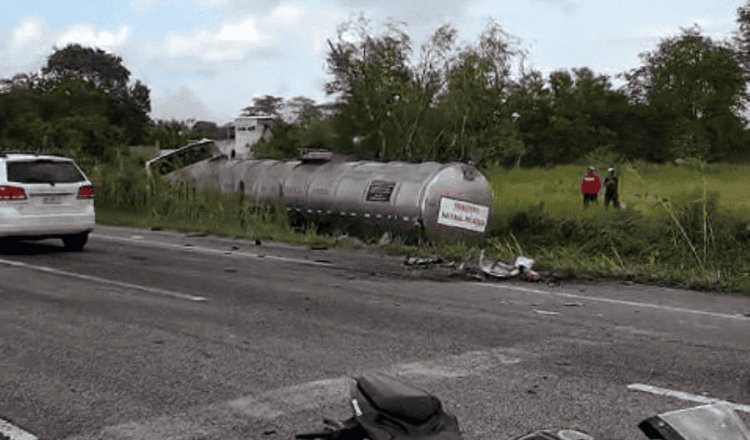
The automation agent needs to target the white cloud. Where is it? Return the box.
[165,18,269,62]
[0,18,134,79]
[267,3,305,26]
[11,18,45,48]
[631,18,735,42]
[160,2,309,63]
[529,0,577,15]
[57,25,130,49]
[631,24,682,40]
[334,0,468,25]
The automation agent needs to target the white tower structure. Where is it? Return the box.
[232,115,276,159]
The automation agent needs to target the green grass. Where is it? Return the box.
[488,161,750,217]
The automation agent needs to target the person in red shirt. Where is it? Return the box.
[580,166,602,208]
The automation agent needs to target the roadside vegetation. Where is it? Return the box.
[3,6,750,291]
[88,155,750,292]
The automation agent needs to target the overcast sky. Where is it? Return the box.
[0,0,745,123]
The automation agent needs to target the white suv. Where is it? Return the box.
[0,152,96,251]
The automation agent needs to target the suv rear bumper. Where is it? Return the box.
[0,210,95,238]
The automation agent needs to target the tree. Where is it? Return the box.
[735,1,750,79]
[325,16,414,159]
[190,120,220,138]
[285,96,320,123]
[41,44,152,145]
[43,44,131,94]
[626,27,746,161]
[148,120,189,149]
[242,95,284,117]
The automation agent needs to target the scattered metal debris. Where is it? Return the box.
[402,249,555,283]
[478,250,543,282]
[403,255,443,266]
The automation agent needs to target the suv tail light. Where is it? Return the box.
[77,185,95,199]
[0,185,27,201]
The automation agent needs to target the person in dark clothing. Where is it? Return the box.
[580,166,602,208]
[604,167,620,209]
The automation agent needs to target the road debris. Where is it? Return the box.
[534,310,561,315]
[403,255,443,266]
[377,231,393,247]
[402,250,557,283]
[564,302,585,307]
[479,251,543,281]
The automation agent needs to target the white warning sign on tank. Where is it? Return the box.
[437,197,489,233]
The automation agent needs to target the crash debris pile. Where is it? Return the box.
[403,250,553,283]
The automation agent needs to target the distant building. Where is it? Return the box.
[230,115,277,159]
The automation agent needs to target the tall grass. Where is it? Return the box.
[485,160,750,291]
[89,157,333,247]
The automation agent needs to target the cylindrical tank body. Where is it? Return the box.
[170,157,492,240]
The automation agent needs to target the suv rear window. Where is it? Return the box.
[7,160,85,184]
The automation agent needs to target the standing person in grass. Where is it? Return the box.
[604,167,620,209]
[580,165,602,208]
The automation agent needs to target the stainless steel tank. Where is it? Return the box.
[170,155,492,240]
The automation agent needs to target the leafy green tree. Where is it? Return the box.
[734,1,750,81]
[626,27,746,161]
[325,16,414,159]
[41,44,151,145]
[148,120,189,150]
[285,96,321,123]
[242,95,284,117]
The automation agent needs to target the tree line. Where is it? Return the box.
[258,10,750,167]
[4,3,750,167]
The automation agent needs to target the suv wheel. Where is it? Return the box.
[62,232,89,251]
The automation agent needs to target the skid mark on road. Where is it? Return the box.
[479,283,750,321]
[628,383,750,413]
[0,258,207,302]
[92,234,332,267]
[0,418,38,440]
[66,347,524,440]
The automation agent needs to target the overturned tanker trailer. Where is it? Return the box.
[167,152,493,242]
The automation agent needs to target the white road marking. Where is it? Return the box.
[68,347,524,440]
[627,383,750,413]
[479,283,750,321]
[0,418,38,440]
[0,258,207,302]
[92,233,332,267]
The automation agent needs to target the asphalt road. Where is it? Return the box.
[1,225,749,440]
